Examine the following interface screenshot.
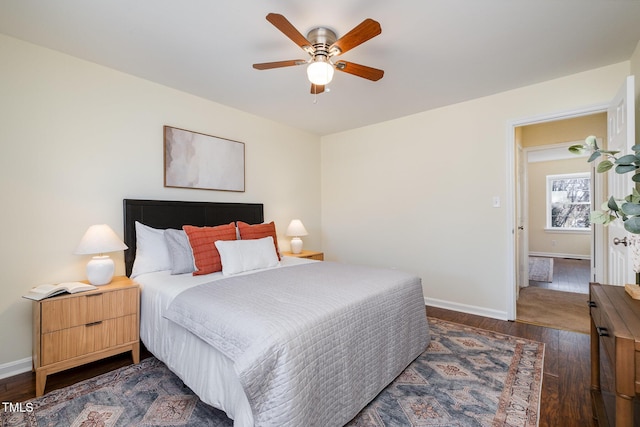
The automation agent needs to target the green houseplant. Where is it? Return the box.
[569,135,640,234]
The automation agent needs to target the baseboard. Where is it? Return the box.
[424,297,509,321]
[0,357,32,380]
[529,251,590,260]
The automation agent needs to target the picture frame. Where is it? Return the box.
[164,126,245,192]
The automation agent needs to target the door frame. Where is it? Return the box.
[506,104,607,320]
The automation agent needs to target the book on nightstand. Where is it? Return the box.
[23,282,97,301]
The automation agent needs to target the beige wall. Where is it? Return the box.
[0,34,321,370]
[321,62,630,319]
[520,113,607,148]
[522,113,606,258]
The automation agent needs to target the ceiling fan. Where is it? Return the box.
[253,13,384,95]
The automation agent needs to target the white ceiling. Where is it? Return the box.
[2,1,640,136]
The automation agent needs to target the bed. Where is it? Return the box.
[123,199,430,427]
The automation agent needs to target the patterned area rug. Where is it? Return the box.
[1,318,543,427]
[528,257,554,282]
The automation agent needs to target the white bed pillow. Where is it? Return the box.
[131,221,171,278]
[215,236,280,276]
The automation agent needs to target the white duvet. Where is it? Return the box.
[137,258,429,427]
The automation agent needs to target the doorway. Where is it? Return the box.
[513,115,605,330]
[506,105,608,321]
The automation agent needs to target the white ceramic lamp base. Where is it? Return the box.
[86,255,115,286]
[290,237,303,254]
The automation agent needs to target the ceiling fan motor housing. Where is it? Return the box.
[306,27,339,60]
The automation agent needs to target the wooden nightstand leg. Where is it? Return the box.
[131,343,140,364]
[35,369,47,397]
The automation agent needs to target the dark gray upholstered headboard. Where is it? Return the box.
[123,199,264,277]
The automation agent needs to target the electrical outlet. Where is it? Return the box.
[551,240,557,246]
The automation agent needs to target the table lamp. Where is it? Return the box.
[74,224,128,285]
[286,219,308,254]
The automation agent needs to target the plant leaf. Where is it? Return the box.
[587,151,601,162]
[633,173,640,183]
[615,164,638,174]
[607,196,619,211]
[585,135,598,149]
[625,216,640,234]
[615,154,638,165]
[597,160,614,173]
[622,202,640,216]
[568,145,586,155]
[590,210,610,224]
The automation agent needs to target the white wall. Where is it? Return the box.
[321,62,630,319]
[0,34,321,371]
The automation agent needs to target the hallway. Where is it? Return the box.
[517,257,591,334]
[528,257,590,294]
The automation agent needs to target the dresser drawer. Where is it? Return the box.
[41,314,138,365]
[40,287,138,333]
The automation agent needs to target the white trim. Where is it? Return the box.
[543,228,591,234]
[529,251,591,260]
[425,297,508,321]
[506,103,608,321]
[527,140,590,163]
[0,356,32,380]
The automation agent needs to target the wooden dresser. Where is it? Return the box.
[32,276,140,396]
[589,283,640,426]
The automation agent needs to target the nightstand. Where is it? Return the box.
[32,276,140,396]
[282,250,324,261]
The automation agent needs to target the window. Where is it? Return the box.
[546,173,591,230]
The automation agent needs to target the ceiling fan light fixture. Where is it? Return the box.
[307,59,334,86]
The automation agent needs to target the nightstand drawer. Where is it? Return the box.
[41,314,138,365]
[41,287,138,333]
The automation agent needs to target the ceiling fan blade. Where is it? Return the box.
[330,18,381,55]
[253,60,306,70]
[335,61,384,81]
[266,13,312,50]
[311,84,325,94]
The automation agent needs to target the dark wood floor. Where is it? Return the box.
[529,257,591,294]
[0,307,596,426]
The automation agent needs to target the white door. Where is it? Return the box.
[515,143,529,295]
[606,75,636,286]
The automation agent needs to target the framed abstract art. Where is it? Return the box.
[164,126,245,192]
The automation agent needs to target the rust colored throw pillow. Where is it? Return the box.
[183,223,237,275]
[237,221,281,260]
